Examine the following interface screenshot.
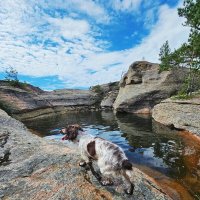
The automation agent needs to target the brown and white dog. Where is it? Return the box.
[60,124,134,195]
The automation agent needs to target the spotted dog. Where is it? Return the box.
[61,124,134,195]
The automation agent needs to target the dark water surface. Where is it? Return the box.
[23,111,200,199]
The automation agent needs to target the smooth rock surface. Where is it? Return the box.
[152,95,200,135]
[0,81,99,118]
[0,109,171,200]
[113,61,189,114]
[0,81,120,120]
[97,82,119,94]
[92,81,119,109]
[101,90,119,108]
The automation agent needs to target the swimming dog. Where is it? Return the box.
[61,124,134,195]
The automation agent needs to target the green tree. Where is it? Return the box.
[5,67,19,82]
[159,0,200,96]
[4,67,27,89]
[178,0,200,30]
[178,0,200,95]
[159,40,172,71]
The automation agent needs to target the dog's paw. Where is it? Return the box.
[124,183,134,195]
[79,161,87,167]
[100,179,113,186]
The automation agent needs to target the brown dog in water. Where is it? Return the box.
[61,124,134,195]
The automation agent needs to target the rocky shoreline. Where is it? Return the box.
[152,95,200,136]
[0,60,200,199]
[0,109,171,200]
[0,61,199,136]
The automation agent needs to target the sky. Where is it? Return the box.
[0,0,190,90]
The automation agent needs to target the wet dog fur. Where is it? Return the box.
[60,124,134,195]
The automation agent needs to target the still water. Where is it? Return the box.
[23,111,200,199]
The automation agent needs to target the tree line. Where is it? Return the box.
[159,0,200,97]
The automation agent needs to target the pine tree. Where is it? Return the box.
[5,67,19,82]
[159,40,172,71]
[159,0,200,96]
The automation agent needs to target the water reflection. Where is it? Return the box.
[115,113,186,178]
[23,110,200,198]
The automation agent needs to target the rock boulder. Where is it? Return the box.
[152,95,200,136]
[113,61,189,114]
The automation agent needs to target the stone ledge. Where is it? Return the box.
[0,109,171,200]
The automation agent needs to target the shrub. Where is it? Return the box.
[0,101,12,114]
[90,85,103,94]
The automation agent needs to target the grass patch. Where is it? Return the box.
[172,94,192,100]
[90,85,103,94]
[172,90,200,100]
[6,80,28,89]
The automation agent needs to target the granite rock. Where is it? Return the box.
[0,109,171,200]
[113,61,189,114]
[152,95,200,136]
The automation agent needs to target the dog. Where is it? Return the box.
[60,124,134,195]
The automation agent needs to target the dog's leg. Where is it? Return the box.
[121,170,134,195]
[99,166,114,186]
[79,150,90,167]
[83,161,112,186]
[88,161,102,182]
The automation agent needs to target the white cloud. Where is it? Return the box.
[48,17,90,39]
[109,0,142,12]
[64,3,189,88]
[38,0,110,23]
[59,3,190,88]
[125,4,190,62]
[0,0,36,35]
[0,0,190,89]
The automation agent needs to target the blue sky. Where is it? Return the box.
[0,0,190,90]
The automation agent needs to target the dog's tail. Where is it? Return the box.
[122,159,132,170]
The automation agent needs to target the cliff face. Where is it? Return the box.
[0,81,101,120]
[0,81,48,113]
[113,61,189,114]
[99,82,119,109]
[0,109,171,200]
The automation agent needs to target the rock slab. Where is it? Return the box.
[0,81,102,121]
[0,109,171,200]
[152,96,200,136]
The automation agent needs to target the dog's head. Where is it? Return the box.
[60,124,83,141]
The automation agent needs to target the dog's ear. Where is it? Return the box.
[74,124,84,131]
